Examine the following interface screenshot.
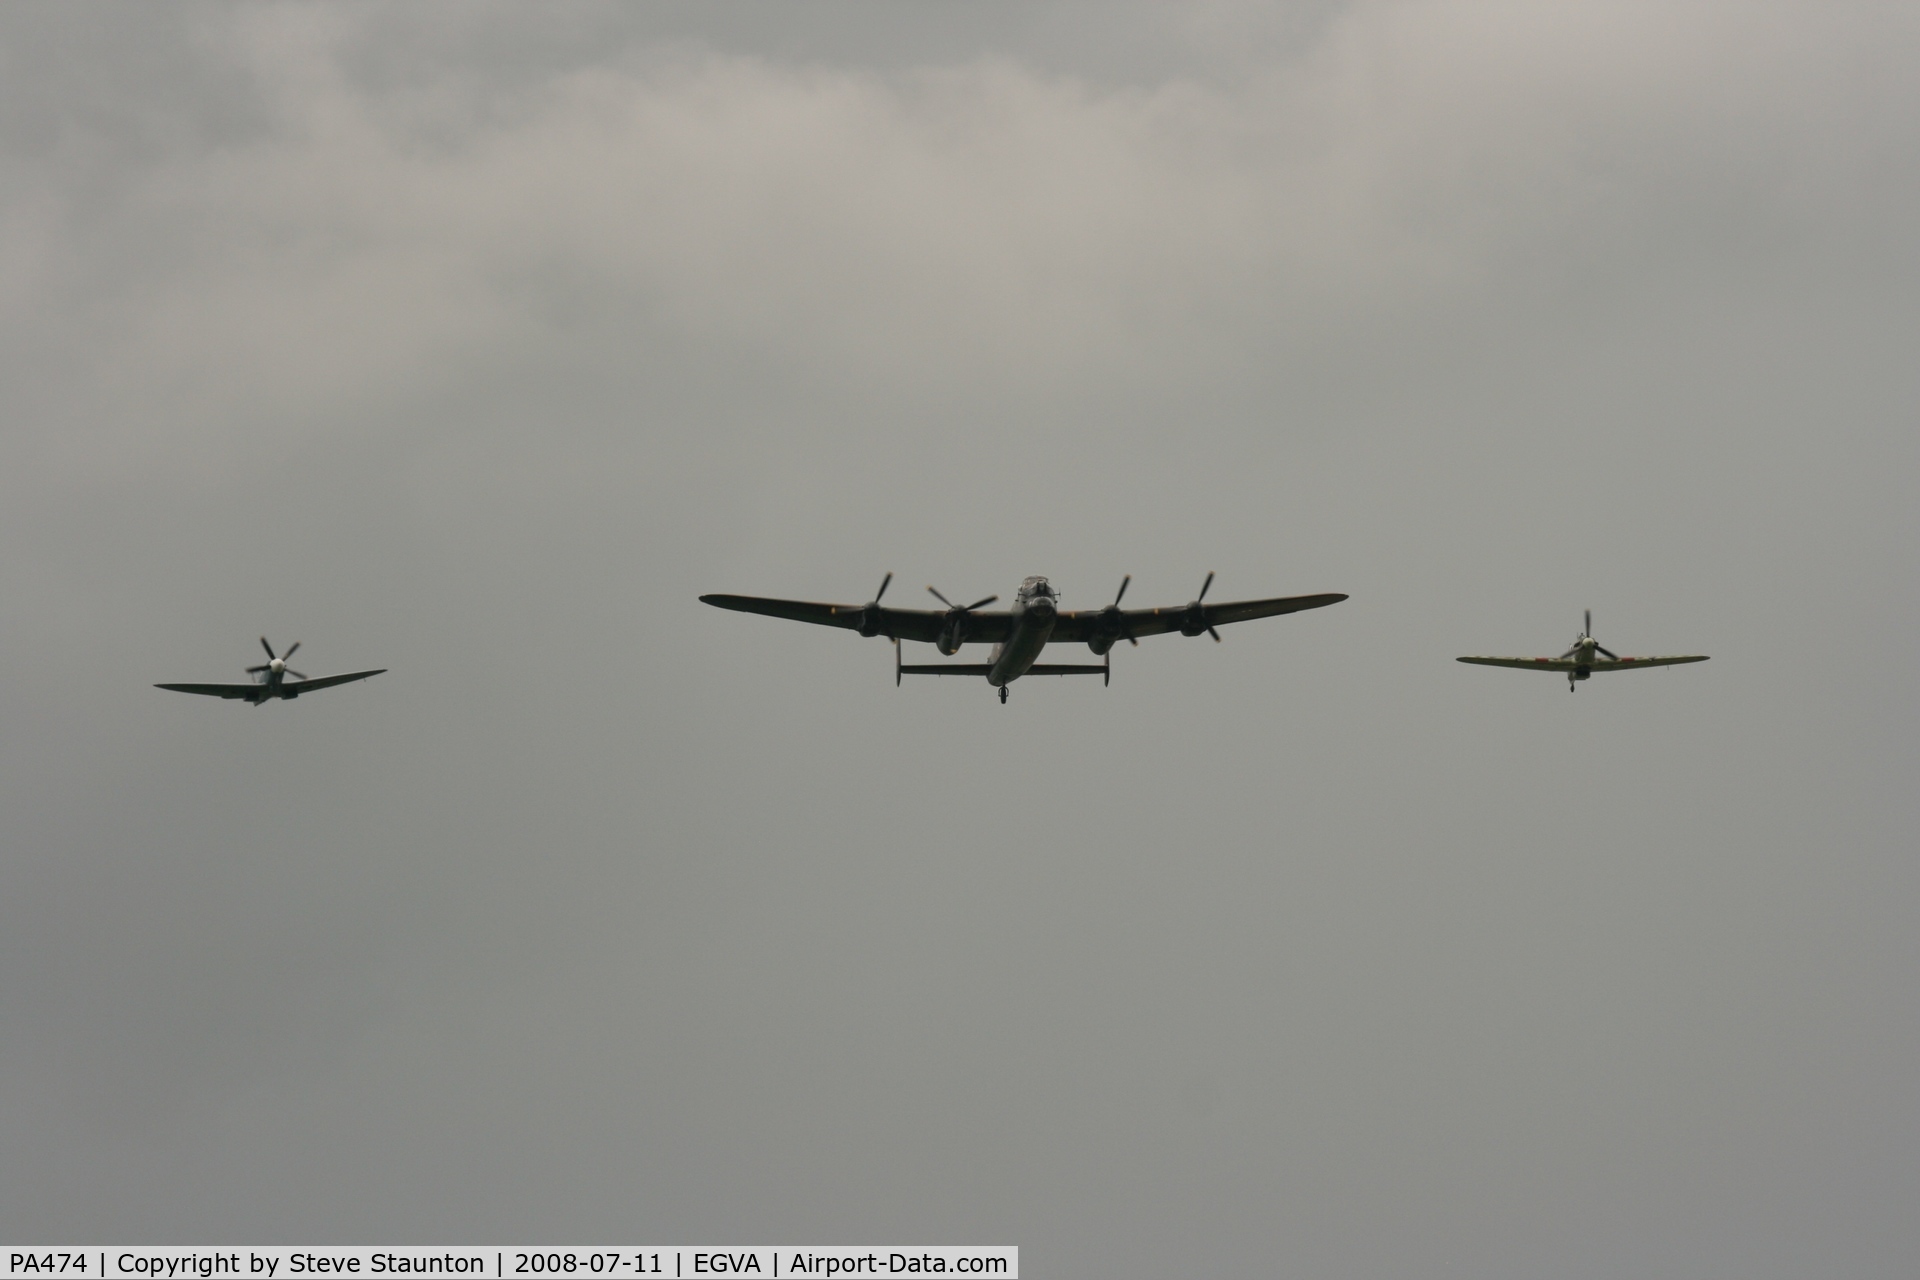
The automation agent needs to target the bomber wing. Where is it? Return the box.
[1051,592,1347,644]
[700,594,1014,645]
[1457,655,1708,672]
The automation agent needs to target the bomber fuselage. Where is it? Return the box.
[986,577,1059,688]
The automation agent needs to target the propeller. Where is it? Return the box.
[927,586,999,613]
[1092,574,1138,651]
[1559,610,1619,662]
[856,572,894,638]
[1110,574,1138,645]
[246,638,307,681]
[927,585,998,655]
[1182,571,1222,641]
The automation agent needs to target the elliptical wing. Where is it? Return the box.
[154,682,264,699]
[282,669,387,693]
[156,669,386,699]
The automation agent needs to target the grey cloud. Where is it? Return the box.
[1,3,1917,1276]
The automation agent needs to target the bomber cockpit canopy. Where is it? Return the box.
[1020,576,1055,600]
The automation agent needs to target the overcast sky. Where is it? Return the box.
[2,2,1917,1274]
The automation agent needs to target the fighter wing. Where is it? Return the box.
[155,682,264,698]
[284,669,387,693]
[1456,657,1581,672]
[1456,655,1709,672]
[700,594,1013,644]
[1586,655,1710,672]
[1051,593,1347,643]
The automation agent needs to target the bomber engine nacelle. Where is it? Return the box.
[936,617,966,655]
[1179,572,1222,641]
[926,584,998,657]
[856,573,893,638]
[1086,575,1136,656]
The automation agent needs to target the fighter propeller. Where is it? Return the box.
[246,637,308,681]
[1560,610,1619,661]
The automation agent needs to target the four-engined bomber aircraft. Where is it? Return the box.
[155,638,386,705]
[1457,611,1708,692]
[701,573,1347,702]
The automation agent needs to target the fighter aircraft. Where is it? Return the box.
[155,638,386,704]
[701,573,1347,702]
[1457,611,1707,692]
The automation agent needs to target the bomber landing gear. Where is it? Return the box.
[998,686,1009,704]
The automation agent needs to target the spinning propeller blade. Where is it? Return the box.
[926,586,997,612]
[1558,611,1618,661]
[249,638,310,679]
[1188,572,1222,641]
[1110,575,1138,644]
[1582,612,1620,658]
[1558,609,1588,659]
[872,572,892,604]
